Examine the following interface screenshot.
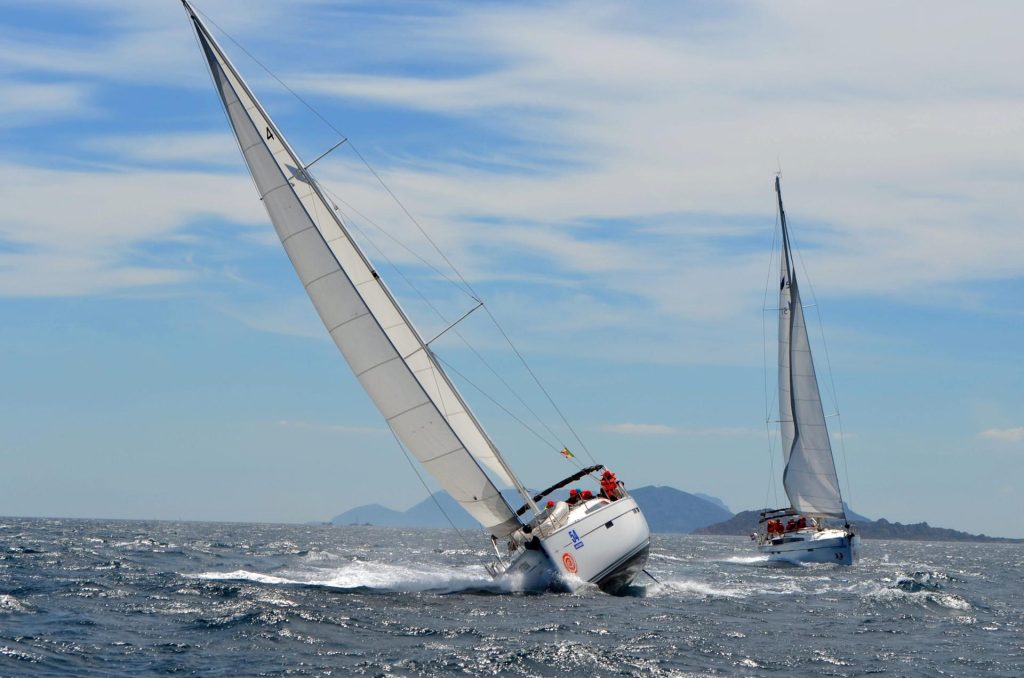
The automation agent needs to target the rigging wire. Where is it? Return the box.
[481,304,598,465]
[336,203,575,459]
[325,184,578,452]
[436,355,562,451]
[198,6,598,470]
[345,143,479,301]
[450,329,580,463]
[322,186,478,301]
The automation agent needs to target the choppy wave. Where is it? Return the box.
[0,519,1016,677]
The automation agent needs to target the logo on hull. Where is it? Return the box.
[562,552,578,574]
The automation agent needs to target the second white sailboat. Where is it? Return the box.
[755,177,859,565]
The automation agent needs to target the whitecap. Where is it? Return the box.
[189,560,536,595]
[0,594,30,613]
[861,582,973,611]
[645,578,748,599]
[721,554,772,565]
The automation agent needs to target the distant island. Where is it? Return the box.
[694,509,1021,543]
[331,485,1021,543]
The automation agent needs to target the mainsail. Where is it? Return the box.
[184,1,523,535]
[776,177,845,519]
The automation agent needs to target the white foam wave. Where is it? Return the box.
[721,554,772,565]
[190,560,533,594]
[299,549,341,563]
[0,594,30,613]
[862,583,973,611]
[193,570,295,585]
[647,578,748,599]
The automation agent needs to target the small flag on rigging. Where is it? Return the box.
[560,447,574,459]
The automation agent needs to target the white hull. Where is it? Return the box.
[497,495,650,593]
[757,528,860,565]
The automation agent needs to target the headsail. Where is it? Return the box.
[184,1,523,535]
[776,177,845,519]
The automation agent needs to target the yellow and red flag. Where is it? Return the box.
[560,447,574,459]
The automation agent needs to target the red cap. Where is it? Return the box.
[546,500,555,508]
[581,490,593,499]
[569,489,578,495]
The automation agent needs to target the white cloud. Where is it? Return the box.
[84,132,242,167]
[4,0,1024,365]
[291,0,1024,310]
[979,427,1024,443]
[0,80,92,126]
[0,0,300,87]
[0,161,264,297]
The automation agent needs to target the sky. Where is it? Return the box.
[1,1,1022,537]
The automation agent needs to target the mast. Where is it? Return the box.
[775,177,846,519]
[183,1,538,531]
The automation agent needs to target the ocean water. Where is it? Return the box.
[0,518,1020,676]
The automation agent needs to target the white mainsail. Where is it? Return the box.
[184,1,524,535]
[776,177,845,519]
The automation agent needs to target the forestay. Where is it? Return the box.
[776,177,845,519]
[185,3,521,535]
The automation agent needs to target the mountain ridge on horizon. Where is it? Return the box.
[331,485,731,534]
[330,485,1020,542]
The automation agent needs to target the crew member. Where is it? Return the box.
[600,470,620,500]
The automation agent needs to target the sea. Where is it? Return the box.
[0,518,1020,677]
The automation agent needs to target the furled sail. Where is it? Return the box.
[184,2,522,535]
[776,177,845,519]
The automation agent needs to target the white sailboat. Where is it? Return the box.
[756,177,860,565]
[182,1,650,593]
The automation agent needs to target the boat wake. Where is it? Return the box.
[190,559,548,595]
[720,554,774,566]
